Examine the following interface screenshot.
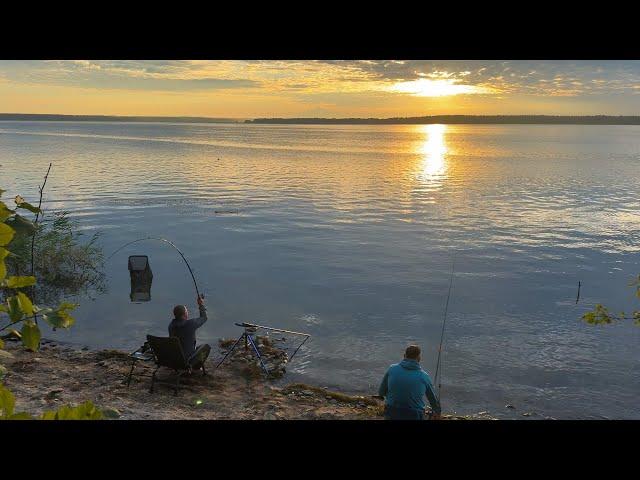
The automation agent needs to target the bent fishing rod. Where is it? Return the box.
[433,255,455,400]
[106,236,202,299]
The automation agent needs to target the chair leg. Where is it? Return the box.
[202,364,207,376]
[174,371,181,396]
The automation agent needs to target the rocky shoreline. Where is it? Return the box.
[1,337,496,420]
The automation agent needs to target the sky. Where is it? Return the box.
[0,60,639,118]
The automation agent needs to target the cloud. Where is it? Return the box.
[319,60,640,97]
[0,60,260,92]
[1,60,639,116]
[2,60,639,98]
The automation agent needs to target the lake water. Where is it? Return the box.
[1,121,639,419]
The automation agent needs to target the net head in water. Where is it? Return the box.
[128,255,153,302]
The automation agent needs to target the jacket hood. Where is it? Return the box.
[400,359,421,370]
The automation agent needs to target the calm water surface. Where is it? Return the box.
[1,121,639,419]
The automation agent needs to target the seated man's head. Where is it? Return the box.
[404,345,421,362]
[173,304,188,321]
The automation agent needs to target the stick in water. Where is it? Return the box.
[30,162,53,325]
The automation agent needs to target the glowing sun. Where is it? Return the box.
[389,78,491,97]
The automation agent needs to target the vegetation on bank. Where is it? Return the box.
[6,210,105,304]
[1,168,107,420]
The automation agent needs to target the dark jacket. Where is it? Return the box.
[168,304,207,359]
[378,359,441,414]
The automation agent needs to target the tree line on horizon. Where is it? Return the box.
[1,113,640,125]
[246,115,640,125]
[0,114,240,123]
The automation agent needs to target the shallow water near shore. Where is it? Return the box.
[2,121,640,419]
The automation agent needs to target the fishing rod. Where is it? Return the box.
[106,236,202,299]
[433,255,455,399]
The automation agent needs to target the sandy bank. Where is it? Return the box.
[1,338,494,420]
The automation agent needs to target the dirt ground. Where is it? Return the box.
[1,338,494,420]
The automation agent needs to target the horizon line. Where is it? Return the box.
[1,113,640,125]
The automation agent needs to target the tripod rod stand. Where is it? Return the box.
[215,325,270,375]
[215,322,311,376]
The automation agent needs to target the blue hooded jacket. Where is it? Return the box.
[378,359,441,414]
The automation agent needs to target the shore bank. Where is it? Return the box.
[1,338,495,420]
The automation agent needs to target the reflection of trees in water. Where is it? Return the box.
[7,211,106,305]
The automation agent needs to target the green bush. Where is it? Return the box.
[0,186,103,420]
[0,190,72,350]
[6,210,105,305]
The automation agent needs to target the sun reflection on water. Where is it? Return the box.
[418,124,448,180]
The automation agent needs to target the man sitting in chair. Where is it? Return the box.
[168,295,211,371]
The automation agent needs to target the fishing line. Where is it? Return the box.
[106,236,202,299]
[433,254,455,398]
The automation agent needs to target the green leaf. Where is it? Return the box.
[59,301,79,311]
[42,303,77,329]
[7,296,24,323]
[4,214,36,236]
[21,320,41,352]
[0,247,8,282]
[3,276,36,288]
[51,405,73,419]
[0,202,15,222]
[40,410,57,420]
[75,401,103,420]
[42,312,75,329]
[0,364,6,380]
[46,401,103,420]
[0,223,15,247]
[582,304,614,325]
[0,383,16,418]
[16,292,34,317]
[0,338,4,349]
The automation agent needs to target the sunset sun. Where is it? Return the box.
[389,78,492,97]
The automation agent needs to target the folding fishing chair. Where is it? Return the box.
[146,335,206,396]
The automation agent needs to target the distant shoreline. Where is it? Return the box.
[246,115,640,125]
[1,113,640,125]
[0,114,242,124]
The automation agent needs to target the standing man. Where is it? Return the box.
[378,345,441,420]
[168,295,211,371]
